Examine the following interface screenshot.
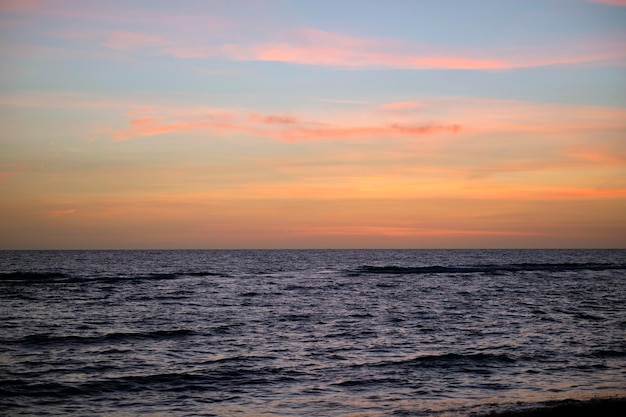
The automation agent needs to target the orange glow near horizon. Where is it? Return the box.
[1,1,625,248]
[2,93,625,248]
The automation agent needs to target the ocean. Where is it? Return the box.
[1,249,625,416]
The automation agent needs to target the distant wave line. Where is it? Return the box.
[0,271,229,283]
[351,262,626,275]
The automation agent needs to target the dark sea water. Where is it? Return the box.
[1,249,625,416]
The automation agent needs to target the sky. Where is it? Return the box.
[0,0,625,249]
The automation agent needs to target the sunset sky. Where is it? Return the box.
[1,0,625,249]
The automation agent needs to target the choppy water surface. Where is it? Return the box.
[1,249,625,416]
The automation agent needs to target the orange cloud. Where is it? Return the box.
[113,118,210,141]
[0,163,44,180]
[217,175,626,201]
[327,123,440,141]
[291,225,542,238]
[111,109,463,142]
[5,92,623,147]
[565,139,626,166]
[268,122,462,142]
[48,208,78,217]
[129,116,163,126]
[0,171,19,180]
[99,95,626,150]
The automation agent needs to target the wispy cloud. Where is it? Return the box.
[218,27,497,70]
[96,26,509,70]
[249,113,298,124]
[380,101,424,110]
[113,118,211,141]
[290,225,541,238]
[0,0,46,13]
[48,208,78,217]
[111,110,462,142]
[0,171,19,180]
[588,0,626,6]
[127,25,624,69]
[565,139,626,166]
[0,163,44,180]
[314,98,371,106]
[3,91,623,145]
[5,1,624,71]
[103,31,169,51]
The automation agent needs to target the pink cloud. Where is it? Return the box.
[7,2,625,70]
[231,28,504,70]
[91,25,626,71]
[104,97,626,144]
[391,124,461,135]
[234,41,508,70]
[130,116,163,126]
[1,1,229,32]
[589,0,626,5]
[249,113,298,124]
[0,0,48,13]
[259,122,461,142]
[380,101,424,110]
[246,112,462,141]
[9,92,621,147]
[206,27,626,70]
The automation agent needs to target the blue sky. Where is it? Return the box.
[1,0,625,248]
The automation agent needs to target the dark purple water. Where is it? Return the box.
[1,249,625,416]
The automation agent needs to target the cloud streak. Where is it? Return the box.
[381,101,424,110]
[102,31,169,51]
[5,1,624,71]
[111,111,463,142]
[589,0,626,6]
[3,91,623,145]
[93,26,626,70]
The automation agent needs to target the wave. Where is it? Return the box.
[1,365,305,398]
[5,329,196,346]
[0,373,218,397]
[352,262,626,275]
[0,271,71,282]
[590,349,626,358]
[0,271,228,283]
[357,352,517,369]
[332,377,406,387]
[476,397,626,417]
